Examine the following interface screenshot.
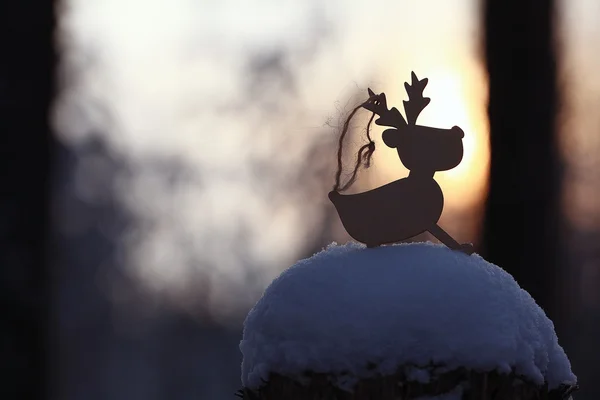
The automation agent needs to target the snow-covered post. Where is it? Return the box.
[238,242,577,400]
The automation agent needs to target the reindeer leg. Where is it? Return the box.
[428,224,474,255]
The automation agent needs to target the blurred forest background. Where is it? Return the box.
[1,0,600,399]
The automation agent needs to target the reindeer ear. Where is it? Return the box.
[382,129,401,148]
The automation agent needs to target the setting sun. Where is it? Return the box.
[374,66,489,211]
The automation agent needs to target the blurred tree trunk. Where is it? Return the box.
[0,1,56,399]
[482,0,564,329]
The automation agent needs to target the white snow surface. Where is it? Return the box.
[240,242,576,391]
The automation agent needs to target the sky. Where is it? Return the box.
[54,0,599,321]
[559,0,600,231]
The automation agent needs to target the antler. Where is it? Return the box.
[403,71,431,125]
[362,88,407,129]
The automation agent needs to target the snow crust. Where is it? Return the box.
[240,242,576,391]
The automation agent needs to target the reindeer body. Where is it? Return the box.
[329,175,443,247]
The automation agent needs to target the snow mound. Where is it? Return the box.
[240,242,576,391]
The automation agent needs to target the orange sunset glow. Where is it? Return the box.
[369,64,490,211]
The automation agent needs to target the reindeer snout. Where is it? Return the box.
[451,126,465,138]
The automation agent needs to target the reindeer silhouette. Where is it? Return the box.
[329,72,474,255]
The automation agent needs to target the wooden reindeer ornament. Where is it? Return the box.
[329,72,475,255]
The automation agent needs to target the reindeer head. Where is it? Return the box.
[362,72,465,172]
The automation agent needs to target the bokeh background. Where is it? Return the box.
[2,0,600,399]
